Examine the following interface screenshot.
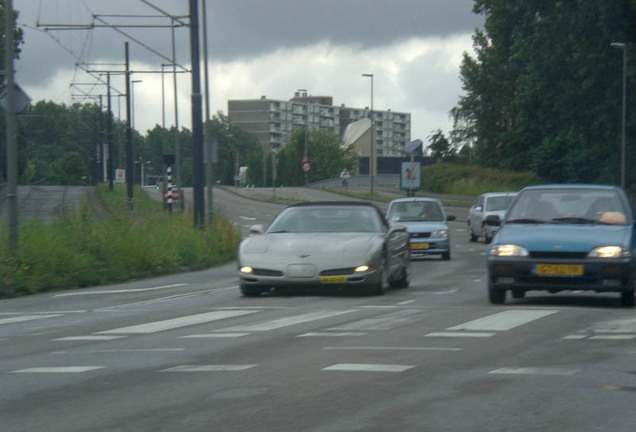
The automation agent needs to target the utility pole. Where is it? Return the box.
[4,0,18,249]
[202,0,214,227]
[125,42,134,209]
[189,0,205,228]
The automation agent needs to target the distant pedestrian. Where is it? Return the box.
[340,168,350,190]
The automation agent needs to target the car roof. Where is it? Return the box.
[520,184,623,192]
[389,197,441,204]
[288,201,378,208]
[481,192,517,197]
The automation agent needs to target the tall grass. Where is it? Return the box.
[0,184,240,298]
[420,162,542,196]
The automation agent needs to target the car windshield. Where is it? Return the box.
[266,206,383,233]
[486,195,515,211]
[387,200,444,222]
[505,188,628,225]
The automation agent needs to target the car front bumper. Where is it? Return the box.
[408,238,450,256]
[487,257,634,293]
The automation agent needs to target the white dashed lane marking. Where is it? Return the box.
[322,364,416,373]
[9,367,104,374]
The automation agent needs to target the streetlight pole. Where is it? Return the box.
[611,42,627,189]
[361,73,374,195]
[297,88,309,185]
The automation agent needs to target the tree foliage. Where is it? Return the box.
[452,0,636,190]
[275,128,357,186]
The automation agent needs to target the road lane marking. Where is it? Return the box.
[97,310,259,334]
[490,367,579,376]
[90,348,184,353]
[162,365,257,372]
[298,332,366,337]
[327,309,421,331]
[54,335,127,341]
[180,333,249,338]
[324,346,462,352]
[425,332,495,338]
[9,366,104,373]
[53,284,188,297]
[218,310,357,332]
[589,335,635,340]
[0,315,62,325]
[448,309,559,331]
[322,364,416,373]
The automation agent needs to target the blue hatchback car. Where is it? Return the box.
[486,184,635,307]
[386,197,455,260]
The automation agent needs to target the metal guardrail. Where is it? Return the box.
[309,174,401,189]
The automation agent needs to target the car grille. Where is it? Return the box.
[320,267,357,276]
[410,232,431,239]
[251,268,284,277]
[529,251,587,260]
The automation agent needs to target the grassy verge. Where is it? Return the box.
[0,184,240,298]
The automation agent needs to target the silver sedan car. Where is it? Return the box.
[238,202,411,296]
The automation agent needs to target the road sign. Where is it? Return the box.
[301,154,311,173]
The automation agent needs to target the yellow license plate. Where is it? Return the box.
[410,243,429,250]
[320,275,347,284]
[534,264,584,276]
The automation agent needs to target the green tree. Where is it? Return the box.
[276,129,357,186]
[452,0,636,189]
[427,129,456,161]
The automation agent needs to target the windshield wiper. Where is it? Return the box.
[506,218,546,224]
[550,217,597,224]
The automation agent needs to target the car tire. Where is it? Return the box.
[511,289,525,299]
[391,259,411,289]
[468,224,478,242]
[441,251,451,260]
[240,285,261,297]
[620,290,635,307]
[369,257,388,295]
[482,226,492,244]
[488,286,506,304]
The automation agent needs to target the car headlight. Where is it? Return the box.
[354,265,370,273]
[239,266,254,274]
[431,229,448,239]
[489,244,529,257]
[587,246,630,258]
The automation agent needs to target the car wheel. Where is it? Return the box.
[240,284,262,297]
[488,285,506,304]
[468,223,478,242]
[482,226,492,244]
[511,289,525,299]
[441,251,451,260]
[620,290,635,307]
[369,257,388,295]
[391,258,411,289]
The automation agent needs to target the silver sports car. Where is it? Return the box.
[238,201,411,296]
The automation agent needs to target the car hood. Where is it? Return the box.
[400,221,448,233]
[496,223,632,251]
[239,232,382,258]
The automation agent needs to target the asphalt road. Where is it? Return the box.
[1,187,636,432]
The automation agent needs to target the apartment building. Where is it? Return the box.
[227,93,411,157]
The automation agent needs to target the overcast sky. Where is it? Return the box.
[13,0,484,143]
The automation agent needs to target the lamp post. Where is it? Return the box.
[611,42,627,189]
[361,73,374,195]
[297,89,309,185]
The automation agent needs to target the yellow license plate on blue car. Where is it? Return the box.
[410,243,429,250]
[534,264,584,276]
[321,275,347,284]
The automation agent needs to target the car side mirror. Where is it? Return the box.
[446,215,456,222]
[475,206,483,212]
[249,224,264,234]
[485,215,501,226]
